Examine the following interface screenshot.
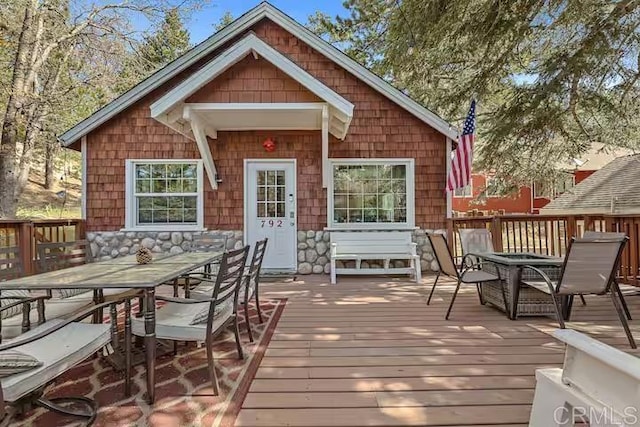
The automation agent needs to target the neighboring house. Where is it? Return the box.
[541,154,640,215]
[453,144,634,215]
[59,2,458,274]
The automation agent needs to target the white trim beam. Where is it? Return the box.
[322,105,329,188]
[184,109,218,190]
[81,136,87,219]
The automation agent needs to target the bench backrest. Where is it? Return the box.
[331,231,413,254]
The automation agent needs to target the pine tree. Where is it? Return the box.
[311,0,640,192]
[139,8,191,73]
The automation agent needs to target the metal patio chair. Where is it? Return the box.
[521,236,636,348]
[458,228,494,267]
[131,245,250,396]
[168,234,229,296]
[191,238,268,342]
[427,233,505,320]
[0,298,131,426]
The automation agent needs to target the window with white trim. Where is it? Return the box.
[125,160,204,230]
[453,179,473,198]
[328,159,415,228]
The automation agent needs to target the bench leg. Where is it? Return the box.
[330,259,337,285]
[413,256,421,283]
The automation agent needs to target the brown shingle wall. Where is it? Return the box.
[84,18,447,232]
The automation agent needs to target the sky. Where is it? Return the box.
[187,1,347,43]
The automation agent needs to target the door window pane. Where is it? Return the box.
[256,168,286,218]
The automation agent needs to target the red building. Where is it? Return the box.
[452,146,632,215]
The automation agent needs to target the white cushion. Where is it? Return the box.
[131,301,233,342]
[1,291,95,340]
[0,321,111,402]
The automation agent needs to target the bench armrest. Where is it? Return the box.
[330,242,337,257]
[409,242,417,256]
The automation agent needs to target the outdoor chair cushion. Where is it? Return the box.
[0,320,110,403]
[1,290,96,340]
[189,299,234,325]
[0,351,42,377]
[460,270,499,283]
[131,300,233,342]
[0,289,31,320]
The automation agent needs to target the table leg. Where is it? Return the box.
[144,288,156,404]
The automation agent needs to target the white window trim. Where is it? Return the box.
[123,159,206,232]
[485,177,500,198]
[453,178,473,198]
[327,158,416,230]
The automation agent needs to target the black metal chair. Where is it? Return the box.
[0,298,131,426]
[130,245,250,396]
[427,233,505,319]
[192,239,268,342]
[521,236,636,348]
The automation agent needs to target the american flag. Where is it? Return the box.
[447,100,476,192]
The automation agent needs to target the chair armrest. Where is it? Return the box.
[0,297,133,351]
[0,295,50,314]
[156,295,212,304]
[521,265,556,293]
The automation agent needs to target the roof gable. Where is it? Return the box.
[150,32,354,140]
[59,1,457,146]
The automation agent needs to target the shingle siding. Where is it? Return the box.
[85,18,447,231]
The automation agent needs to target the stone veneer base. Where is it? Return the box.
[87,229,445,274]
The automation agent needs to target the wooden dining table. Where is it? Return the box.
[0,251,222,403]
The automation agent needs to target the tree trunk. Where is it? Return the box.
[0,1,36,218]
[44,139,57,190]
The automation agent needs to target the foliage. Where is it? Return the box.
[310,0,640,193]
[0,0,202,218]
[215,11,235,32]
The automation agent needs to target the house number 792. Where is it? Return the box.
[261,220,283,228]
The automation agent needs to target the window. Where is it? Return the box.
[454,180,473,198]
[534,173,575,199]
[484,177,500,197]
[328,159,415,228]
[125,160,204,230]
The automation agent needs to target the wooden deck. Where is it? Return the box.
[236,275,640,426]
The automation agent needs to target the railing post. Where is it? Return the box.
[446,219,454,251]
[491,216,503,252]
[18,221,34,276]
[75,219,86,240]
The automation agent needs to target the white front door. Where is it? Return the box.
[245,160,297,271]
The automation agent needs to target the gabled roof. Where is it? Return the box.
[59,1,457,146]
[151,32,354,140]
[542,154,640,214]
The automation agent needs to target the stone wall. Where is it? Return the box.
[87,230,244,261]
[297,229,444,274]
[87,229,444,274]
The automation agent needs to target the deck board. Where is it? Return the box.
[237,275,640,426]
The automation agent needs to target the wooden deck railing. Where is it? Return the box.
[0,219,86,276]
[448,214,640,286]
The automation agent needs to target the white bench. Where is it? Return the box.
[530,329,640,426]
[330,231,421,285]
